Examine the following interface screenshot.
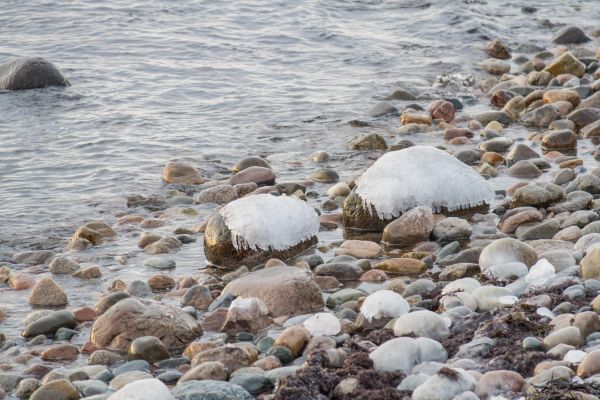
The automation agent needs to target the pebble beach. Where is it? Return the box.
[4,2,600,400]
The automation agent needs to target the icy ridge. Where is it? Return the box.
[219,193,320,251]
[355,146,494,219]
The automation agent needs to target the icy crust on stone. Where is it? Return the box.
[219,193,320,251]
[355,146,495,219]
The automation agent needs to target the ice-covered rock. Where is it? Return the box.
[221,297,272,335]
[472,286,518,311]
[440,292,478,311]
[344,146,494,230]
[412,367,477,400]
[204,194,319,267]
[479,238,538,271]
[359,290,410,322]
[525,259,556,287]
[415,337,448,363]
[370,337,421,373]
[393,310,452,340]
[302,313,341,337]
[484,262,529,280]
[442,278,481,294]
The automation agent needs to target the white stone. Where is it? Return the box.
[440,292,477,311]
[393,310,451,340]
[370,337,421,373]
[442,278,481,295]
[472,286,517,312]
[359,290,410,322]
[302,312,341,337]
[485,262,528,280]
[412,368,477,400]
[415,337,448,363]
[525,258,556,287]
[107,378,174,400]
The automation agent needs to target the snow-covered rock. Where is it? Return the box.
[393,310,452,340]
[302,312,341,336]
[107,378,174,400]
[344,146,494,230]
[370,337,421,373]
[359,290,410,322]
[525,258,556,287]
[204,194,319,267]
[412,368,477,400]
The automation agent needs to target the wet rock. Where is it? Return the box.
[315,262,363,281]
[543,89,580,107]
[194,185,238,204]
[232,156,271,173]
[565,174,600,194]
[581,119,600,137]
[22,310,77,337]
[223,266,324,317]
[581,246,600,280]
[191,345,256,371]
[221,297,271,335]
[515,220,561,240]
[400,109,432,125]
[522,104,559,127]
[552,26,590,44]
[13,250,55,266]
[485,39,511,60]
[49,257,80,274]
[381,207,433,245]
[428,100,456,123]
[91,298,202,350]
[274,326,310,357]
[439,263,480,280]
[481,58,510,75]
[309,151,329,163]
[162,162,203,185]
[230,166,275,186]
[15,378,40,399]
[310,168,339,183]
[27,277,67,307]
[347,133,387,150]
[431,217,472,242]
[73,266,101,279]
[178,361,227,383]
[545,51,586,78]
[511,182,565,208]
[500,210,543,234]
[474,110,512,127]
[367,101,398,117]
[181,285,213,310]
[41,344,79,361]
[541,129,577,150]
[569,108,600,131]
[543,326,584,350]
[335,240,381,258]
[66,220,117,250]
[327,182,350,199]
[479,136,513,152]
[129,336,170,363]
[475,370,524,398]
[29,379,79,400]
[0,57,69,90]
[374,258,426,275]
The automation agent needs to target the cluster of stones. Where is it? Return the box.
[5,23,600,400]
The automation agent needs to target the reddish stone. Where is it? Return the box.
[507,182,529,195]
[10,273,34,290]
[73,306,97,322]
[230,166,276,186]
[315,275,340,290]
[428,100,456,123]
[177,277,198,289]
[82,341,98,354]
[448,137,469,145]
[443,128,474,140]
[41,344,79,361]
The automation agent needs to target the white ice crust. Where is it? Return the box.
[355,146,495,219]
[360,289,410,322]
[219,193,320,251]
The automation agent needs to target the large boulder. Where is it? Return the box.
[90,298,202,350]
[204,194,319,267]
[223,266,324,317]
[343,146,493,230]
[0,57,69,90]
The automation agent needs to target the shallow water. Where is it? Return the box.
[0,0,600,360]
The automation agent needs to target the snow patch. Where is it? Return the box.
[219,194,319,251]
[355,146,494,219]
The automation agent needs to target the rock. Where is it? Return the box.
[444,128,474,141]
[439,263,480,281]
[221,297,272,335]
[309,151,329,163]
[500,210,543,233]
[73,266,101,279]
[367,101,398,117]
[0,57,68,90]
[16,378,40,399]
[22,310,77,337]
[326,288,365,306]
[543,89,580,107]
[162,162,203,185]
[374,258,426,275]
[581,119,600,138]
[479,238,537,271]
[89,349,123,366]
[129,336,170,363]
[581,246,600,280]
[369,337,421,373]
[274,326,310,357]
[577,350,600,378]
[511,182,565,208]
[223,266,324,317]
[381,206,434,245]
[66,220,117,250]
[182,286,213,310]
[542,129,577,150]
[432,217,472,241]
[29,379,79,400]
[204,194,318,267]
[27,277,67,306]
[506,144,539,164]
[178,361,227,384]
[485,39,511,60]
[309,168,339,183]
[472,286,516,311]
[194,185,238,204]
[480,136,513,152]
[230,166,275,186]
[110,371,153,390]
[400,109,432,125]
[327,182,351,199]
[522,104,559,127]
[543,326,584,350]
[347,133,387,150]
[412,368,477,400]
[508,160,542,179]
[565,174,600,195]
[191,345,256,371]
[144,257,176,269]
[428,100,456,123]
[91,298,202,350]
[171,380,252,400]
[315,262,363,281]
[49,257,80,274]
[232,157,271,173]
[568,108,600,130]
[148,274,176,291]
[515,220,561,240]
[544,51,586,78]
[481,59,510,75]
[335,240,381,258]
[41,344,79,361]
[107,378,173,400]
[393,310,451,340]
[13,250,55,265]
[552,26,590,44]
